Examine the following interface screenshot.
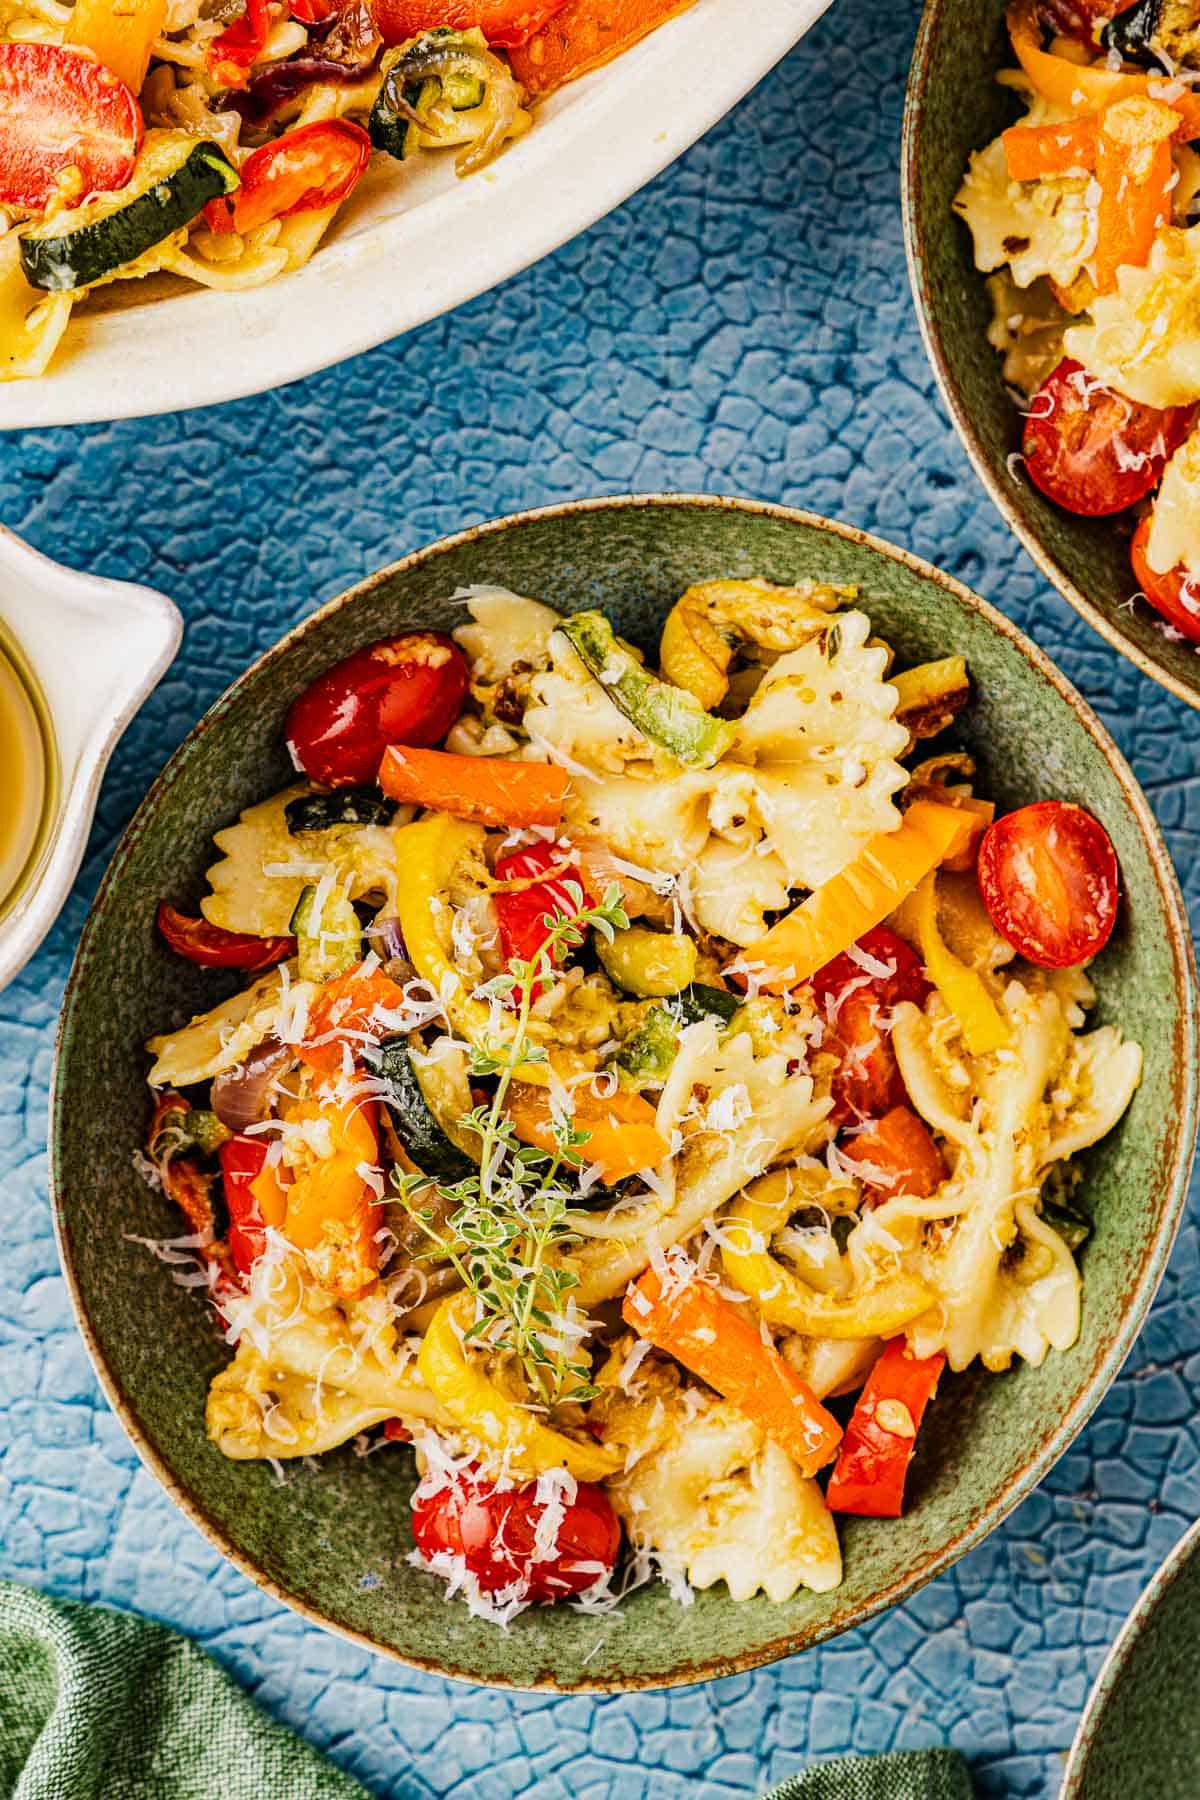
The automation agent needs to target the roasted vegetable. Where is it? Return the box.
[284,787,395,834]
[557,611,735,769]
[597,924,697,997]
[364,1036,476,1182]
[289,881,362,983]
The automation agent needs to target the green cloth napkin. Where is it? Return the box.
[0,1581,369,1800]
[763,1749,973,1799]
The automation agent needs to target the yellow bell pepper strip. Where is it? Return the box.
[507,1079,668,1181]
[1095,97,1177,293]
[379,744,567,828]
[393,815,549,1085]
[890,656,971,742]
[508,0,696,96]
[282,1084,380,1298]
[907,872,1010,1057]
[825,1337,947,1518]
[742,799,975,991]
[657,578,847,710]
[721,1170,936,1341]
[417,1292,621,1481]
[68,0,167,92]
[622,1262,843,1476]
[659,594,733,710]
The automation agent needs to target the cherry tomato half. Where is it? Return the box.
[977,801,1120,968]
[412,1465,621,1600]
[206,118,371,234]
[157,902,296,970]
[1022,359,1193,517]
[0,44,142,211]
[493,841,591,998]
[1130,515,1200,642]
[369,0,567,48]
[811,927,930,1123]
[285,630,469,787]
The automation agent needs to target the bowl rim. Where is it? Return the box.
[49,492,1200,1692]
[1060,1513,1200,1796]
[899,0,1200,717]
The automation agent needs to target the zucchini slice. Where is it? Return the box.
[557,611,736,769]
[20,135,238,293]
[284,787,394,835]
[366,1037,476,1182]
[370,29,489,163]
[289,881,362,984]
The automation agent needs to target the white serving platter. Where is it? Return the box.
[0,0,830,429]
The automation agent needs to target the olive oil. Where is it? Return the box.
[0,630,52,920]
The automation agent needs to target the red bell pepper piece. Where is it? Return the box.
[209,0,271,81]
[843,1105,947,1204]
[826,1337,946,1518]
[156,902,295,972]
[207,118,371,233]
[219,1134,288,1276]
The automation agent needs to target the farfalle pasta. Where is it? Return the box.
[136,575,1139,1624]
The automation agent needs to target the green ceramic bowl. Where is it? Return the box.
[902,0,1200,712]
[51,495,1198,1691]
[1062,1517,1200,1797]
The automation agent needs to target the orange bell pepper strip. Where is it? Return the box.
[283,1086,380,1297]
[508,0,696,95]
[826,1337,946,1518]
[842,1106,947,1204]
[297,963,409,1076]
[742,799,975,991]
[1005,1,1200,138]
[1094,98,1177,293]
[1003,115,1099,181]
[507,1080,668,1180]
[378,745,568,829]
[622,1263,843,1476]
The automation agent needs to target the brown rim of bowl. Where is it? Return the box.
[899,2,1200,717]
[1060,1514,1200,1797]
[49,493,1200,1693]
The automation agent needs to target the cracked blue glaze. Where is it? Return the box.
[1,0,1199,1795]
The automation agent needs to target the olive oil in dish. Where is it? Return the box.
[0,630,50,917]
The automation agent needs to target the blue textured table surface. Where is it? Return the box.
[3,3,1199,1795]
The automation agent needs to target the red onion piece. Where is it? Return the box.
[210,1038,293,1133]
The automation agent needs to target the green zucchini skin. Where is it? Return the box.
[670,983,741,1027]
[1101,0,1162,62]
[615,985,739,1083]
[1041,1200,1092,1252]
[366,1037,475,1182]
[21,140,238,293]
[289,883,362,983]
[557,612,736,769]
[370,29,486,163]
[285,788,394,834]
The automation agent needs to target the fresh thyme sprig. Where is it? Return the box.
[392,880,628,1408]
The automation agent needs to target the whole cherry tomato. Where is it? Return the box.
[369,0,567,48]
[218,1134,287,1276]
[412,1464,621,1600]
[285,631,469,787]
[811,927,930,1123]
[1022,359,1193,517]
[157,901,295,970]
[1130,516,1200,642]
[0,44,142,210]
[977,801,1120,968]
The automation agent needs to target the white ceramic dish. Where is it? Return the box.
[0,527,181,991]
[0,0,829,430]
